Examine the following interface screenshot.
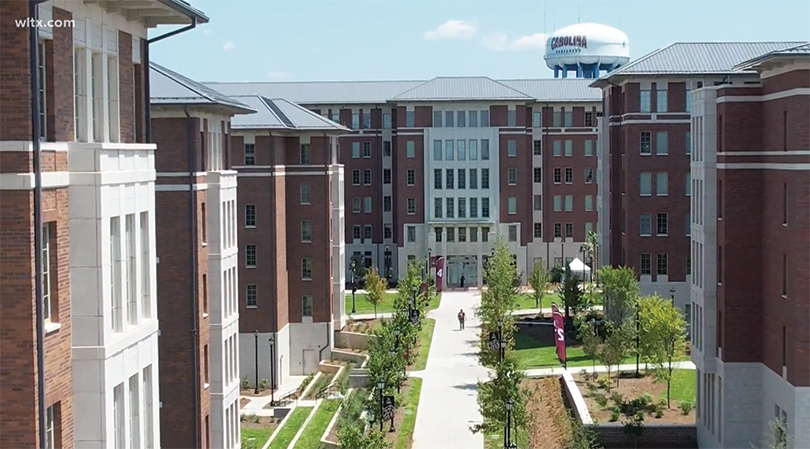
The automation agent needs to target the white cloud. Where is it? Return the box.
[424,20,477,40]
[265,71,293,80]
[222,41,235,51]
[203,28,212,35]
[481,32,546,51]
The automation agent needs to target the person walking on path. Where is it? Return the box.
[457,309,466,330]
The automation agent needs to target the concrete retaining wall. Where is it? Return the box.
[331,348,367,366]
[335,331,374,350]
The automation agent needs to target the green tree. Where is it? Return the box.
[470,356,529,436]
[576,319,602,373]
[750,416,792,449]
[559,266,585,325]
[528,260,550,309]
[365,267,388,319]
[350,254,368,283]
[598,322,633,387]
[584,231,599,283]
[568,412,603,449]
[599,266,640,328]
[476,237,519,367]
[367,320,405,397]
[637,295,686,407]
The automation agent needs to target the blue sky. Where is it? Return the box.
[149,0,810,82]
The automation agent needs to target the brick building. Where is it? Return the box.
[208,78,602,288]
[150,63,254,449]
[0,1,207,448]
[223,95,348,384]
[690,42,810,449]
[590,41,803,313]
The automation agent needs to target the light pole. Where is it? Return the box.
[253,330,259,395]
[377,380,385,432]
[497,318,504,361]
[505,398,514,449]
[427,247,432,280]
[268,334,276,406]
[351,260,357,314]
[670,287,676,303]
[385,245,391,280]
[635,307,640,376]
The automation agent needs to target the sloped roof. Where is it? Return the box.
[229,96,350,132]
[733,42,810,71]
[499,79,602,102]
[150,63,255,114]
[391,77,533,101]
[205,80,425,105]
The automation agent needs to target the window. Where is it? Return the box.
[469,139,478,160]
[384,224,392,239]
[352,225,361,240]
[687,254,691,276]
[554,223,562,238]
[482,226,490,242]
[302,258,312,280]
[565,223,573,238]
[445,140,454,160]
[126,215,137,325]
[443,111,455,127]
[565,140,573,156]
[640,89,651,112]
[553,111,562,127]
[143,366,154,448]
[300,144,311,164]
[363,197,372,213]
[508,168,517,185]
[302,296,313,317]
[435,227,444,242]
[640,132,651,154]
[458,169,466,189]
[44,404,56,449]
[91,52,104,141]
[532,112,541,128]
[470,197,478,217]
[140,213,150,319]
[300,183,311,204]
[405,141,415,158]
[657,89,668,112]
[246,285,257,307]
[406,111,415,127]
[363,169,373,185]
[640,213,652,236]
[481,169,490,189]
[351,113,360,129]
[434,198,443,218]
[407,198,416,215]
[244,144,255,165]
[107,55,120,142]
[383,169,391,184]
[469,111,478,127]
[585,168,593,184]
[446,227,455,242]
[41,224,53,322]
[782,326,788,370]
[640,172,652,196]
[480,110,490,126]
[783,111,789,151]
[458,111,467,127]
[383,113,392,129]
[585,222,593,234]
[482,198,490,218]
[783,183,788,224]
[407,169,415,186]
[481,139,489,161]
[585,195,593,211]
[657,254,668,275]
[330,112,339,122]
[74,48,87,141]
[533,140,542,155]
[553,168,562,184]
[563,111,572,128]
[553,140,562,156]
[508,225,518,242]
[245,244,257,267]
[129,375,140,449]
[508,197,517,215]
[686,131,691,155]
[301,220,312,242]
[352,142,360,158]
[507,140,517,157]
[407,226,416,242]
[352,170,360,185]
[686,88,692,113]
[433,110,442,127]
[534,223,542,238]
[110,217,122,332]
[718,180,723,219]
[564,195,573,211]
[446,198,454,218]
[656,131,669,155]
[245,204,257,227]
[534,195,542,211]
[469,169,478,189]
[458,198,467,218]
[458,139,466,160]
[362,112,371,129]
[507,110,516,127]
[657,172,668,196]
[433,140,442,161]
[470,227,478,242]
[782,254,788,296]
[446,169,454,189]
[363,142,371,158]
[565,167,573,183]
[534,168,542,183]
[384,196,392,212]
[585,111,595,127]
[434,169,442,189]
[114,383,125,449]
[657,213,668,235]
[553,196,562,211]
[641,253,652,274]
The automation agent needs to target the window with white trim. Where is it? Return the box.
[302,258,312,280]
[110,217,123,332]
[245,204,256,227]
[245,244,257,267]
[246,285,257,307]
[301,220,312,242]
[300,183,311,204]
[113,383,125,449]
[244,144,255,165]
[143,366,154,449]
[140,212,150,319]
[126,214,137,325]
[129,374,140,449]
[303,296,313,316]
[107,55,120,142]
[74,47,87,142]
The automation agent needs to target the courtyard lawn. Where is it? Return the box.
[345,292,399,315]
[514,293,561,311]
[411,318,436,371]
[267,406,313,449]
[240,417,278,449]
[394,377,424,449]
[664,368,697,403]
[513,331,636,369]
[293,399,340,449]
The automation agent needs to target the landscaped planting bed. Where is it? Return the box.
[303,372,336,400]
[267,407,313,449]
[293,399,340,449]
[240,416,280,449]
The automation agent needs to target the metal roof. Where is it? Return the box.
[733,42,810,71]
[229,96,350,132]
[150,63,255,114]
[204,77,601,105]
[391,77,533,101]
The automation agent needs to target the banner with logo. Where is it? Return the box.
[430,255,438,268]
[551,303,566,363]
[435,257,445,292]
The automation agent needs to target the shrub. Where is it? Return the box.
[587,383,599,394]
[654,409,664,418]
[241,377,250,389]
[680,400,694,415]
[609,407,621,422]
[597,377,611,390]
[657,398,667,407]
[260,379,269,390]
[639,392,654,407]
[610,392,624,405]
[594,393,609,408]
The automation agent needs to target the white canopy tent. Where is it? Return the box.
[568,257,592,279]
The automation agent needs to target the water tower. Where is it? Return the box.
[544,23,630,79]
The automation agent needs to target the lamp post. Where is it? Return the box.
[497,318,504,361]
[670,287,676,303]
[351,260,357,314]
[253,330,259,395]
[390,348,400,394]
[505,398,514,449]
[635,307,640,376]
[268,334,276,406]
[427,247,432,280]
[377,380,385,432]
[385,245,391,280]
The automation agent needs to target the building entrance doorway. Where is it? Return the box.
[447,255,478,287]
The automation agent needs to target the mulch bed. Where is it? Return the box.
[240,415,281,431]
[240,389,274,398]
[522,377,573,449]
[343,319,382,334]
[240,397,251,409]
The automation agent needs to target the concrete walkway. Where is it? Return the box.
[412,291,488,449]
[241,375,308,416]
[524,360,695,377]
[350,305,604,321]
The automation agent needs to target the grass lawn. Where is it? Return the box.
[240,417,278,449]
[267,406,313,449]
[394,377,423,449]
[514,293,561,311]
[665,368,697,403]
[345,292,399,315]
[293,399,340,449]
[514,331,636,369]
[411,318,436,371]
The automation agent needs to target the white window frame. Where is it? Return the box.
[246,285,258,307]
[302,258,312,280]
[139,213,150,319]
[42,224,52,322]
[129,374,140,449]
[110,217,123,332]
[126,214,137,326]
[74,47,87,142]
[107,54,120,143]
[302,295,313,316]
[113,383,125,449]
[245,204,256,227]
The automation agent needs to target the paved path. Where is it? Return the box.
[524,360,695,377]
[412,291,488,449]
